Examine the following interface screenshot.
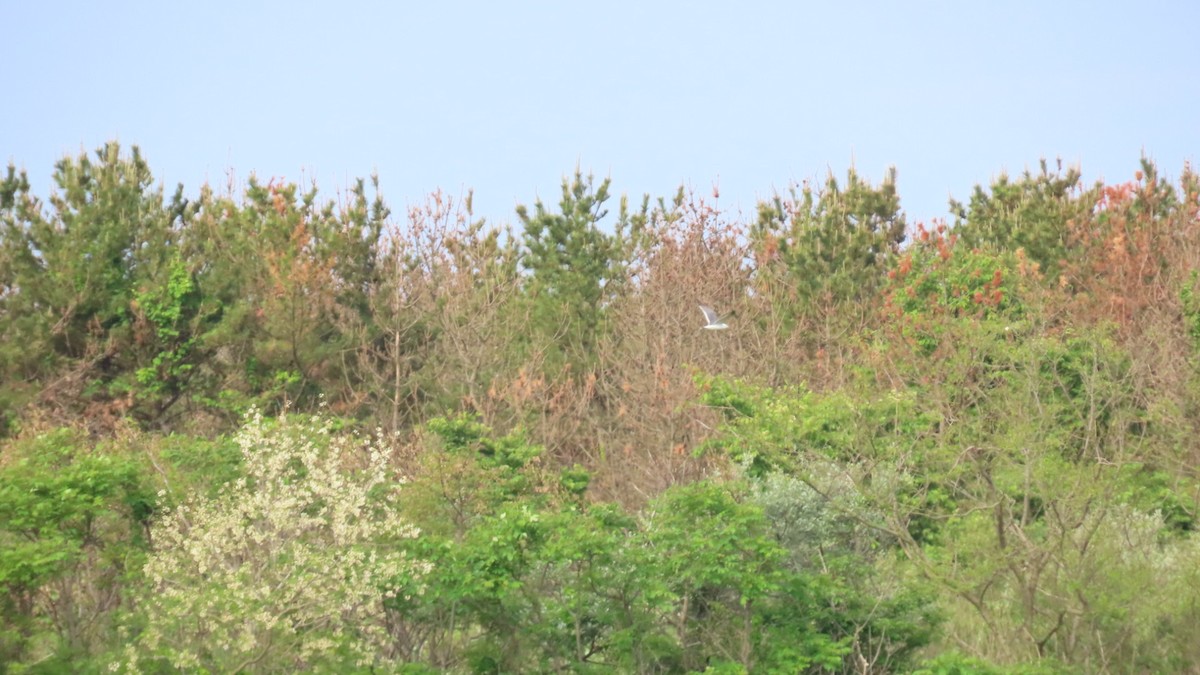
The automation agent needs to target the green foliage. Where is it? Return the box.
[698,379,948,671]
[427,412,541,470]
[891,241,1025,320]
[648,480,781,600]
[645,480,784,671]
[558,463,591,497]
[0,429,153,670]
[0,143,392,436]
[1116,463,1199,534]
[950,158,1098,275]
[392,417,913,672]
[180,173,387,419]
[753,167,906,318]
[1180,270,1200,348]
[415,414,544,528]
[7,143,1200,671]
[869,316,1200,670]
[699,374,937,474]
[393,416,674,671]
[0,143,184,430]
[913,651,1007,674]
[127,251,218,423]
[517,170,621,377]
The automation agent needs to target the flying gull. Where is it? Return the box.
[698,304,729,330]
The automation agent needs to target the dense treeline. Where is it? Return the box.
[2,142,1200,672]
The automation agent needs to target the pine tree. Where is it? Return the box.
[517,170,619,378]
[950,158,1098,275]
[756,168,905,305]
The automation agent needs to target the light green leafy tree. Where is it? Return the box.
[0,429,153,669]
[698,377,942,672]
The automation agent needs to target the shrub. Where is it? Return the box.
[0,429,152,669]
[120,410,427,673]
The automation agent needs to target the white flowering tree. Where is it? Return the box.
[120,410,426,673]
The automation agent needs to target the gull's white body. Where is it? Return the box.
[699,304,729,330]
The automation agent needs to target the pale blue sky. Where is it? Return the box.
[3,1,1198,228]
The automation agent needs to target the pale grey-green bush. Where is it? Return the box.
[118,410,427,673]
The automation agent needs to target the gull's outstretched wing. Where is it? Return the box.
[699,304,721,325]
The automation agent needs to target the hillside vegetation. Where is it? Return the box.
[2,143,1200,673]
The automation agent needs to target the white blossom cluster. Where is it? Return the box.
[117,409,427,673]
